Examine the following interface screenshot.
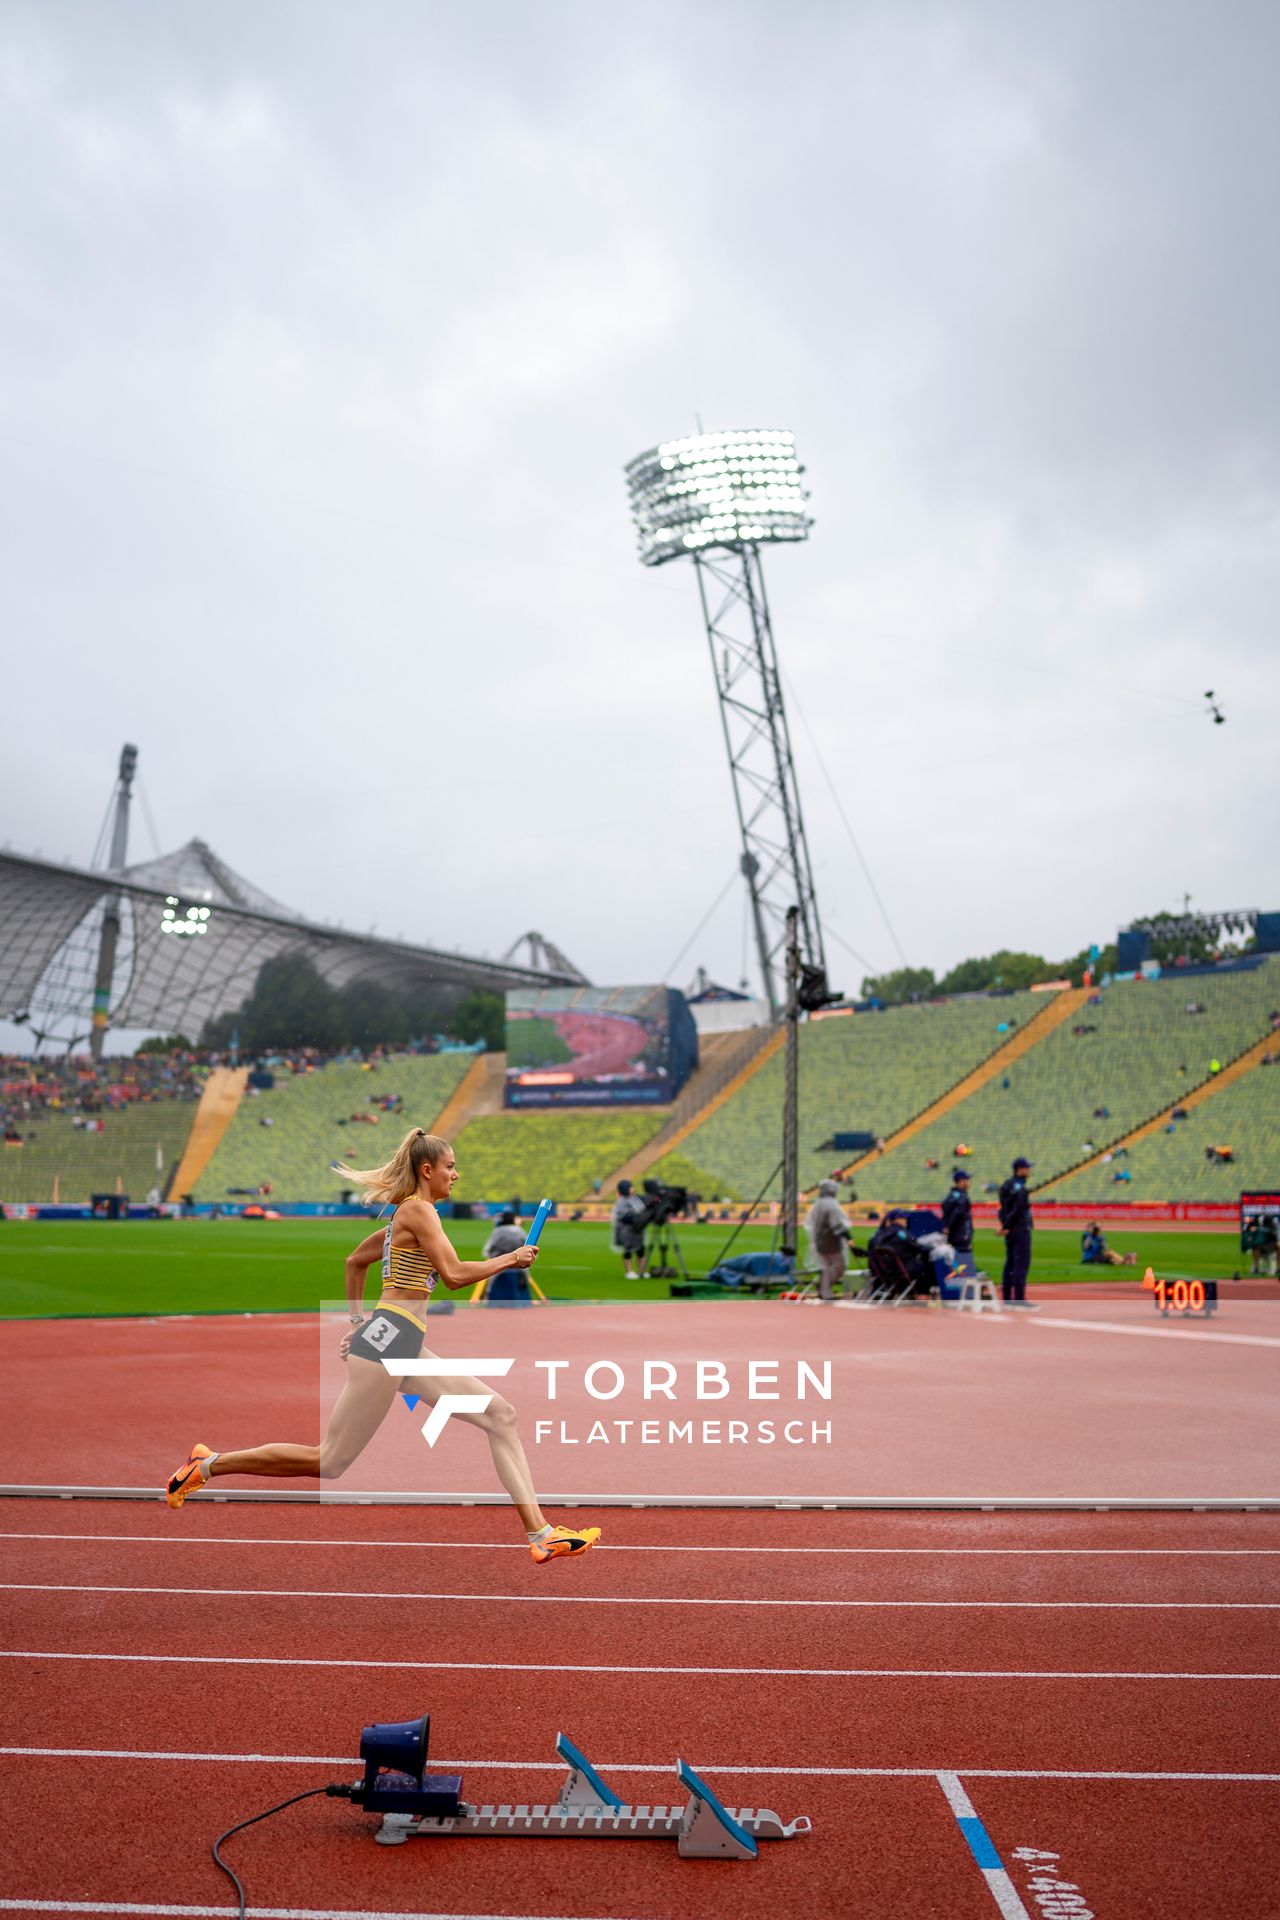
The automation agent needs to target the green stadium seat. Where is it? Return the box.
[0,1098,198,1205]
[450,1109,666,1203]
[654,993,1042,1200]
[193,1053,474,1203]
[1050,1060,1280,1202]
[858,961,1280,1202]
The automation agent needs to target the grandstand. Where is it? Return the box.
[4,963,1275,1212]
[854,960,1280,1201]
[651,992,1043,1199]
[191,1053,474,1203]
[1047,1053,1280,1202]
[0,1099,198,1204]
[450,1109,665,1203]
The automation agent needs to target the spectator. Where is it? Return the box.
[610,1179,647,1281]
[1208,1058,1222,1076]
[1081,1222,1136,1267]
[996,1156,1034,1306]
[940,1168,974,1274]
[804,1179,851,1303]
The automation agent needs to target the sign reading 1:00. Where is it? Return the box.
[1143,1268,1217,1316]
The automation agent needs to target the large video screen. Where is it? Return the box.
[505,985,697,1108]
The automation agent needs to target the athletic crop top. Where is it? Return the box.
[382,1216,440,1298]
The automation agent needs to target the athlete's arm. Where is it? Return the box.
[401,1198,538,1292]
[344,1229,386,1320]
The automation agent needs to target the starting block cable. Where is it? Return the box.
[209,1713,810,1910]
[212,1785,346,1920]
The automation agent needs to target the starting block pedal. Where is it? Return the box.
[372,1728,811,1860]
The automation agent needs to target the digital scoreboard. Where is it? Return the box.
[1143,1267,1217,1316]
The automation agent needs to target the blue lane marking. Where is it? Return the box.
[958,1814,1004,1871]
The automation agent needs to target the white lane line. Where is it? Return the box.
[6,1531,1278,1556]
[3,1648,1276,1681]
[1027,1315,1280,1349]
[2,1746,1279,1783]
[936,1772,1033,1920]
[0,1905,613,1920]
[3,1581,1277,1610]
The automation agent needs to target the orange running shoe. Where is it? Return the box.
[165,1443,214,1509]
[530,1524,602,1564]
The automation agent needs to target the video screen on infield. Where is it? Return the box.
[504,985,697,1107]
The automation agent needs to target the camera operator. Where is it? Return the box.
[611,1179,647,1281]
[483,1209,525,1259]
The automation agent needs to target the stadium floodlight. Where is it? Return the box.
[626,428,835,1260]
[624,427,827,1028]
[624,429,811,569]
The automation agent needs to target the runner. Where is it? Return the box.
[162,1126,600,1563]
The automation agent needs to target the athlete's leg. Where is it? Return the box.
[209,1359,399,1482]
[405,1358,546,1530]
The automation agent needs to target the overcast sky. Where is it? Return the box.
[2,0,1277,1022]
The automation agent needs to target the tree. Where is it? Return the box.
[201,952,345,1052]
[859,966,937,1006]
[450,989,506,1052]
[936,950,1054,995]
[136,1033,193,1055]
[338,979,411,1050]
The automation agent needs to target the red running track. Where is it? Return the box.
[0,1502,1278,1920]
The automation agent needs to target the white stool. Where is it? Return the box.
[958,1275,1000,1313]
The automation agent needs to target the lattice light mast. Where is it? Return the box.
[89,743,137,1060]
[624,429,826,1021]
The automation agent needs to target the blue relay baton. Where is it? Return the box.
[525,1197,553,1247]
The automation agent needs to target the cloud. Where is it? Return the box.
[0,0,1276,1014]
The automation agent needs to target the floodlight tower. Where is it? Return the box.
[624,429,825,1021]
[89,742,137,1060]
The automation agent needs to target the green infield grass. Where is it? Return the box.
[0,1217,1248,1319]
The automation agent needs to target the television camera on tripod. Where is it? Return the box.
[638,1177,692,1280]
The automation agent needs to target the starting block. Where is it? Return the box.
[369,1728,811,1860]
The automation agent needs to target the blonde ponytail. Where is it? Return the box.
[336,1126,450,1207]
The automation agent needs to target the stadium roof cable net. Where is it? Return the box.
[0,841,585,1046]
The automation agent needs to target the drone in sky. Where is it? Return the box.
[1204,690,1226,725]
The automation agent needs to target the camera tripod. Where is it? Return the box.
[641,1216,690,1280]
